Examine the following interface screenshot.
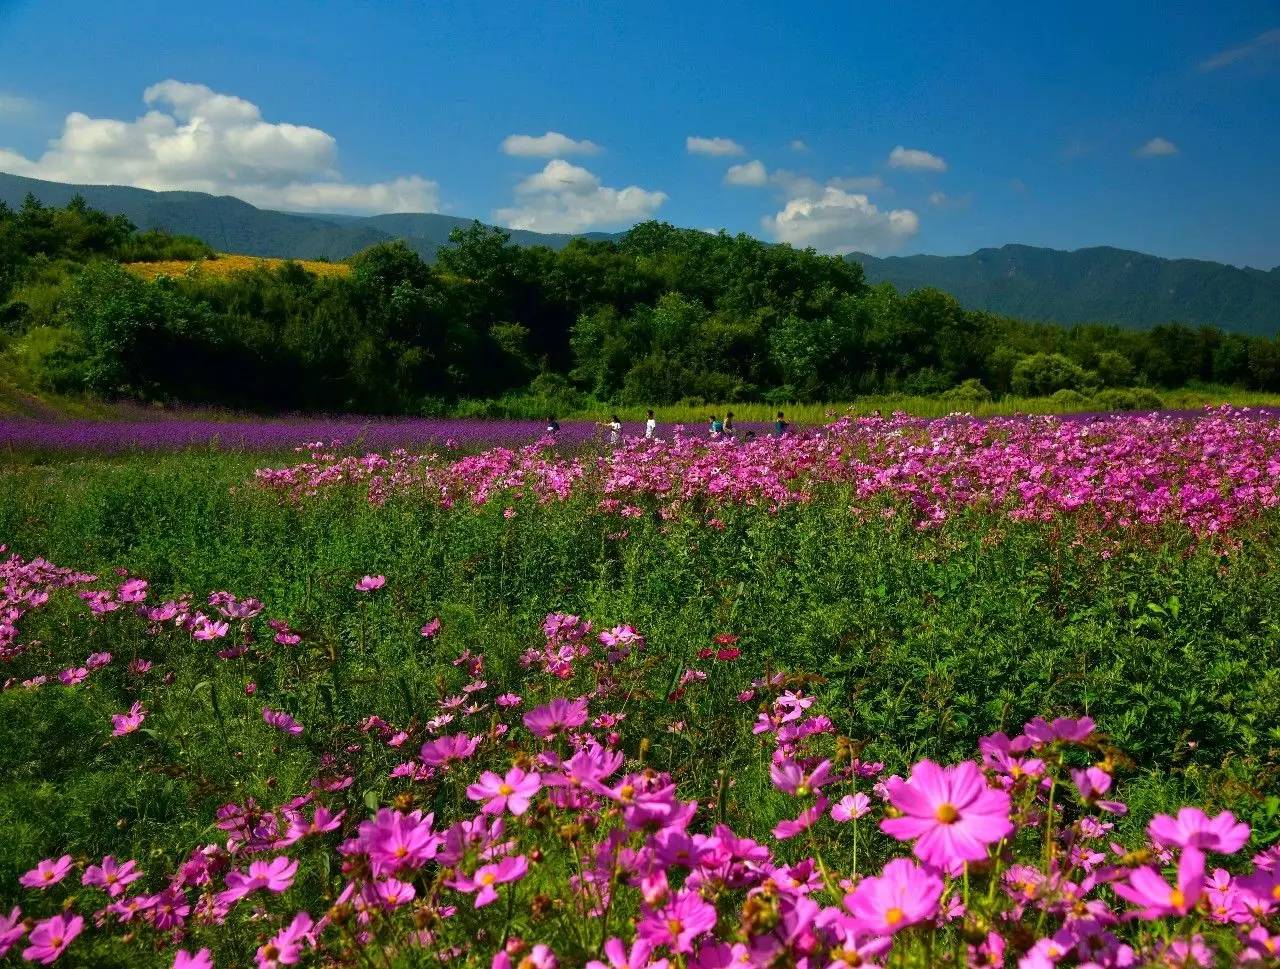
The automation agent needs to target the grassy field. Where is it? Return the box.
[123,253,352,281]
[3,426,1280,965]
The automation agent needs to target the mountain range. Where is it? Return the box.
[2,171,1277,335]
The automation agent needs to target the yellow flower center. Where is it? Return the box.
[1272,884,1280,901]
[885,907,905,925]
[1169,888,1185,908]
[619,784,635,802]
[499,783,514,796]
[935,803,960,824]
[480,872,497,885]
[667,918,684,936]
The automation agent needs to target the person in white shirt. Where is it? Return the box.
[608,415,623,445]
[645,409,657,440]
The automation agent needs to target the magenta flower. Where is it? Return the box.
[57,667,88,686]
[588,937,669,969]
[263,708,304,735]
[832,793,872,822]
[360,808,440,875]
[523,697,589,738]
[1114,847,1205,919]
[452,854,529,907]
[1148,808,1250,855]
[773,796,830,840]
[111,701,146,736]
[1024,715,1095,745]
[419,733,480,766]
[0,907,25,958]
[19,855,73,890]
[420,618,442,638]
[844,858,943,935]
[219,856,299,904]
[355,575,386,591]
[467,767,542,816]
[256,911,313,968]
[82,856,142,896]
[769,757,833,796]
[174,949,213,969]
[637,889,718,953]
[372,877,416,909]
[22,913,83,965]
[881,760,1013,870]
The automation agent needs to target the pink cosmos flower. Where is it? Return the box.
[467,767,542,815]
[770,757,833,796]
[57,667,88,686]
[256,911,313,968]
[588,937,669,969]
[111,701,146,736]
[355,575,386,591]
[1113,847,1205,919]
[453,855,529,907]
[420,618,442,638]
[881,760,1013,870]
[263,708,304,735]
[1024,715,1095,745]
[22,913,83,965]
[372,877,416,908]
[419,733,480,766]
[85,651,112,669]
[20,855,73,889]
[82,856,142,896]
[773,796,830,840]
[523,697,589,738]
[174,949,213,969]
[496,693,523,708]
[637,889,718,953]
[844,858,943,935]
[0,907,25,958]
[118,578,149,603]
[832,793,872,822]
[1148,808,1250,855]
[219,856,299,905]
[360,808,440,875]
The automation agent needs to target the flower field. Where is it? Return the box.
[3,409,1280,967]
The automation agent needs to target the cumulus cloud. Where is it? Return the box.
[763,186,919,255]
[0,80,439,213]
[828,174,884,192]
[1198,28,1280,71]
[687,135,745,156]
[788,139,809,152]
[501,131,601,157]
[887,145,947,172]
[493,158,666,233]
[1135,137,1179,157]
[724,159,768,187]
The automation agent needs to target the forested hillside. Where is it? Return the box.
[4,193,1280,415]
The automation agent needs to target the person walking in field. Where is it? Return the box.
[709,415,724,437]
[608,414,623,445]
[645,410,657,440]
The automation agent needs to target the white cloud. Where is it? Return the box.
[501,131,601,157]
[763,186,919,255]
[0,80,439,213]
[494,158,666,233]
[929,191,948,206]
[1135,136,1179,158]
[724,159,768,187]
[887,145,947,172]
[788,139,809,152]
[828,175,884,192]
[0,93,36,119]
[687,135,745,156]
[928,191,972,209]
[1199,28,1280,71]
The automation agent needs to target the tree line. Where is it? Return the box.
[2,193,1278,414]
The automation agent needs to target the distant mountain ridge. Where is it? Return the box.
[2,171,1277,335]
[848,245,1280,335]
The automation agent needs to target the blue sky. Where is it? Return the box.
[0,0,1277,266]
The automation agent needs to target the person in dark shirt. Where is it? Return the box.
[546,416,560,435]
[773,411,789,436]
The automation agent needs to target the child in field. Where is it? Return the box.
[773,411,789,436]
[709,415,724,436]
[645,410,657,439]
[608,415,623,445]
[724,411,736,437]
[546,416,560,435]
